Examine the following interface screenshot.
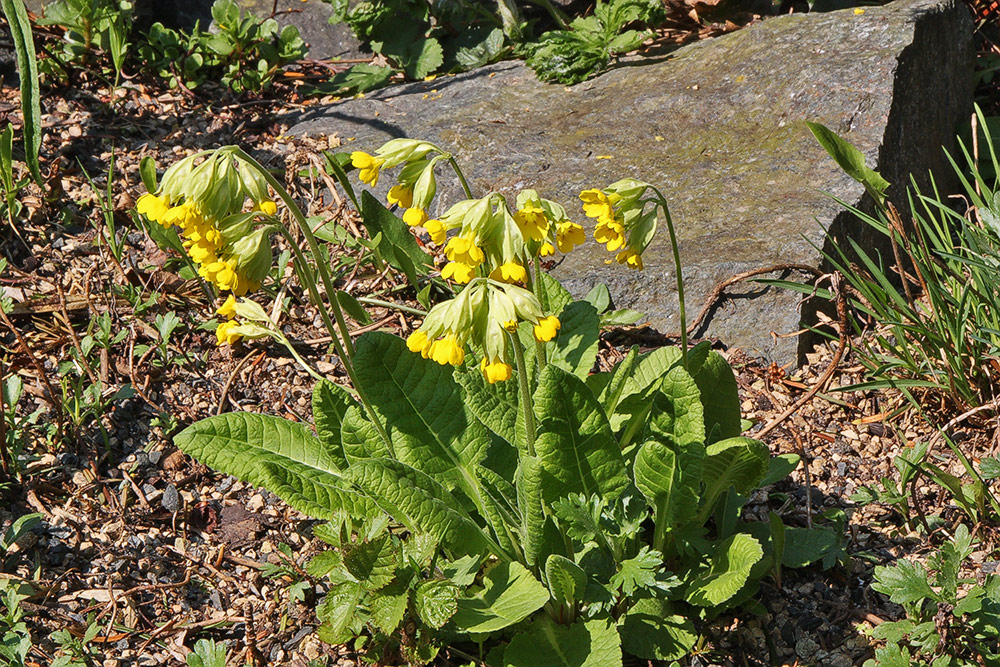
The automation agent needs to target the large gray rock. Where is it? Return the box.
[288,0,973,362]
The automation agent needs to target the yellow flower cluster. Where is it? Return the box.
[580,179,657,271]
[350,140,587,288]
[405,278,560,384]
[351,139,441,227]
[135,149,279,296]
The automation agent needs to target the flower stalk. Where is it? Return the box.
[233,149,393,450]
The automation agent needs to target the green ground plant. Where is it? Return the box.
[770,112,1000,413]
[864,525,1000,666]
[525,0,663,85]
[127,138,846,664]
[0,579,32,667]
[36,0,305,93]
[186,638,227,667]
[321,0,663,92]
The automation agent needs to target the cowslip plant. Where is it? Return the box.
[865,525,1000,666]
[160,139,835,664]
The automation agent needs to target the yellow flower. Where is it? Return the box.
[403,207,428,227]
[406,330,431,354]
[533,315,561,342]
[351,151,384,186]
[480,357,512,383]
[489,261,527,284]
[428,334,465,366]
[579,189,620,222]
[615,248,644,270]
[594,218,626,251]
[556,222,586,253]
[387,185,414,209]
[514,203,550,242]
[503,319,519,332]
[441,261,476,284]
[216,320,242,346]
[217,294,238,320]
[161,201,201,230]
[444,234,485,266]
[424,219,447,245]
[539,242,555,257]
[257,200,278,216]
[187,244,217,265]
[201,258,240,292]
[136,193,170,223]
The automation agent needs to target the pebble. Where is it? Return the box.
[161,484,179,512]
[246,493,265,513]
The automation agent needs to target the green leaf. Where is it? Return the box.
[584,283,611,312]
[346,458,490,557]
[533,365,629,504]
[317,582,365,644]
[354,332,490,491]
[451,561,549,633]
[700,437,770,515]
[545,554,587,605]
[685,533,763,607]
[634,437,704,534]
[548,301,600,379]
[607,29,647,54]
[414,579,459,629]
[139,156,158,194]
[342,534,398,588]
[454,361,518,446]
[336,291,372,325]
[781,526,839,568]
[359,192,432,286]
[599,308,645,327]
[980,455,1000,480]
[341,405,390,462]
[692,351,742,444]
[516,454,547,567]
[0,0,42,184]
[312,379,353,468]
[473,465,520,559]
[527,30,608,85]
[174,412,371,519]
[647,367,705,446]
[453,26,506,70]
[872,560,937,605]
[369,577,409,632]
[619,598,697,661]
[187,638,227,667]
[319,63,394,96]
[760,453,801,487]
[402,36,444,79]
[535,271,573,316]
[610,546,662,596]
[503,616,622,667]
[617,346,684,409]
[806,121,890,202]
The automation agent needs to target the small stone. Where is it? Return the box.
[795,637,820,661]
[246,493,265,513]
[161,484,179,513]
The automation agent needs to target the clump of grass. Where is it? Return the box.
[780,109,1000,412]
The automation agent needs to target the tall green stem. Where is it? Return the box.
[447,156,475,199]
[509,332,536,456]
[651,187,688,369]
[238,149,392,450]
[530,256,547,369]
